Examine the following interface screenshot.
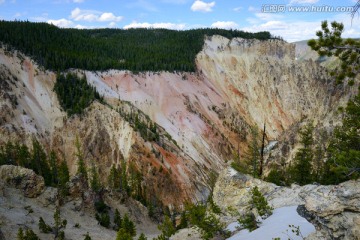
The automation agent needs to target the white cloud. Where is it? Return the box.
[70,8,123,22]
[255,13,284,21]
[233,7,243,12]
[211,21,238,29]
[108,22,117,28]
[98,12,123,22]
[47,18,74,28]
[0,0,5,4]
[73,0,84,2]
[191,0,215,12]
[123,21,186,30]
[290,0,319,4]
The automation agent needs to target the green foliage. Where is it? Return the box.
[38,217,52,233]
[207,195,221,214]
[53,207,67,240]
[238,213,259,232]
[327,90,360,183]
[308,21,360,84]
[177,211,188,230]
[116,229,133,240]
[90,164,101,192]
[0,139,69,188]
[94,200,109,213]
[108,164,121,190]
[84,232,92,240]
[157,215,176,238]
[152,234,166,240]
[289,124,314,185]
[184,202,225,240]
[283,225,305,239]
[138,233,147,240]
[37,207,67,239]
[122,213,136,237]
[75,136,88,182]
[58,159,70,197]
[17,228,40,240]
[250,186,273,218]
[265,168,287,186]
[54,73,103,116]
[95,212,111,228]
[231,126,261,178]
[114,209,122,231]
[0,21,274,73]
[31,138,52,186]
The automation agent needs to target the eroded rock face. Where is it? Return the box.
[302,179,360,240]
[0,36,352,207]
[213,167,360,240]
[0,165,44,197]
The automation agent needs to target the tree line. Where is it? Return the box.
[0,20,275,72]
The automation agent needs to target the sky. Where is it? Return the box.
[0,0,359,42]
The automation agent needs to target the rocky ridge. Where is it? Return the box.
[213,167,360,240]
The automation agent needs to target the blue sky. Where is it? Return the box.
[0,0,359,42]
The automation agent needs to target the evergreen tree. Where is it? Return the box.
[116,228,133,240]
[308,21,360,85]
[137,233,147,240]
[327,90,360,182]
[108,164,121,190]
[157,215,175,238]
[17,228,24,240]
[290,124,314,185]
[90,163,101,192]
[53,207,67,240]
[38,217,52,233]
[31,138,52,186]
[122,213,136,237]
[114,209,122,231]
[75,136,88,182]
[250,186,273,218]
[58,158,70,197]
[49,150,59,186]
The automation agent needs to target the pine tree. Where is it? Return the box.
[90,163,101,193]
[250,186,273,218]
[158,215,175,238]
[122,213,136,237]
[38,217,52,233]
[327,90,360,182]
[291,124,314,185]
[116,228,133,240]
[114,209,122,231]
[49,151,59,186]
[58,158,70,197]
[31,138,52,186]
[53,207,67,240]
[137,233,147,240]
[75,136,88,182]
[17,228,24,240]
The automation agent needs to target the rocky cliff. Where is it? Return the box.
[0,35,351,208]
[213,167,360,240]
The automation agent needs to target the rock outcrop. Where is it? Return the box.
[213,167,360,240]
[0,165,44,197]
[302,179,360,240]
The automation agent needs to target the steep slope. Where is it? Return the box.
[0,35,351,209]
